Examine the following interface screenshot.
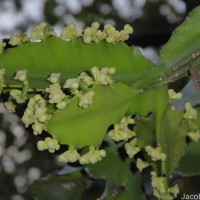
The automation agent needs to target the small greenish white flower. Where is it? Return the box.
[58,146,80,163]
[14,70,27,82]
[37,141,47,151]
[125,138,140,158]
[91,66,116,85]
[44,137,60,153]
[32,121,46,135]
[21,113,34,127]
[188,130,200,142]
[47,73,61,84]
[4,101,16,113]
[0,39,6,54]
[30,23,56,41]
[167,184,179,198]
[136,158,149,172]
[79,90,95,108]
[56,100,67,109]
[183,102,197,120]
[108,116,135,141]
[9,33,29,46]
[124,24,134,34]
[78,72,94,86]
[145,146,166,161]
[168,89,182,100]
[10,89,26,104]
[61,24,83,40]
[46,84,65,104]
[63,78,79,90]
[151,171,167,198]
[79,146,106,164]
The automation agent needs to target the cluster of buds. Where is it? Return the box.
[21,94,49,135]
[0,39,6,54]
[37,137,60,153]
[4,101,16,113]
[79,146,106,164]
[91,66,116,85]
[145,146,166,161]
[60,22,133,44]
[10,89,26,104]
[83,22,106,43]
[104,24,133,43]
[183,102,197,120]
[9,33,29,46]
[125,138,140,158]
[58,146,80,163]
[30,23,56,41]
[151,171,179,199]
[108,116,135,141]
[46,73,68,109]
[61,24,83,40]
[168,89,182,101]
[136,158,149,172]
[63,66,116,108]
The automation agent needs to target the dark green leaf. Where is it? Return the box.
[160,106,188,178]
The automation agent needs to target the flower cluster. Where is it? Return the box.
[60,22,133,43]
[14,69,28,83]
[168,89,182,100]
[108,116,135,141]
[63,66,115,108]
[21,94,49,135]
[58,146,80,163]
[136,158,149,172]
[183,102,197,120]
[9,33,29,46]
[10,89,26,104]
[91,66,116,85]
[151,171,179,199]
[4,101,16,113]
[37,137,60,153]
[79,146,106,164]
[61,24,83,40]
[0,39,6,54]
[145,146,166,161]
[30,23,56,41]
[125,138,140,158]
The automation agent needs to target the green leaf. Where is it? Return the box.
[177,109,200,175]
[160,105,188,178]
[0,37,159,89]
[127,86,169,142]
[178,140,200,176]
[160,6,200,69]
[86,139,145,200]
[48,83,137,148]
[26,172,86,200]
[134,117,154,149]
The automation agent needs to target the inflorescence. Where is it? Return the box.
[0,65,116,165]
[0,22,134,52]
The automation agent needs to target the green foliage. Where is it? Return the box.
[1,5,200,200]
[160,105,188,178]
[160,6,200,71]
